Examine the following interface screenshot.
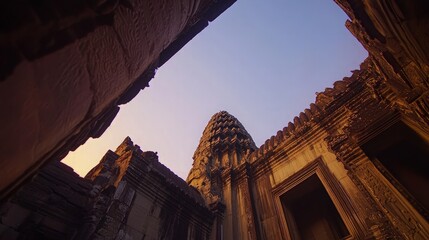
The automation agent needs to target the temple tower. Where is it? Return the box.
[187,111,258,240]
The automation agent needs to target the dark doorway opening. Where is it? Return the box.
[280,175,350,240]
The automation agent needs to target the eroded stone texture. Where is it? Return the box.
[2,59,429,239]
[1,138,214,239]
[335,0,429,127]
[184,57,429,240]
[187,111,257,204]
[187,111,260,239]
[0,161,92,239]
[0,0,237,198]
[84,137,214,240]
[1,1,429,239]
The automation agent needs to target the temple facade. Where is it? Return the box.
[2,56,429,239]
[187,59,429,240]
[1,0,429,239]
[1,138,214,239]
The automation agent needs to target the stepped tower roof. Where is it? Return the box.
[187,111,256,204]
[193,111,257,159]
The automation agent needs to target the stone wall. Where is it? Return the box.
[187,58,429,239]
[246,58,429,239]
[1,137,215,239]
[86,137,215,240]
[1,1,429,239]
[0,0,237,198]
[0,162,92,239]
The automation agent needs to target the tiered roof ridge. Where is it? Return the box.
[248,60,370,162]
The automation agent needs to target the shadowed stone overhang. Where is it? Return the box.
[0,0,236,198]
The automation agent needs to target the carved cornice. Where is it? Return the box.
[247,60,376,167]
[325,133,354,166]
[346,101,401,146]
[228,162,253,185]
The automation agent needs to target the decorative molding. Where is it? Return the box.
[356,161,429,239]
[371,158,429,221]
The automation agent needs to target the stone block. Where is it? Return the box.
[1,203,31,228]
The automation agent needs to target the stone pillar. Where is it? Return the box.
[234,163,259,240]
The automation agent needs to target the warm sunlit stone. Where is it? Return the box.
[1,0,429,239]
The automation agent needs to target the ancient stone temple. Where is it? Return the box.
[1,0,429,239]
[83,138,214,239]
[0,0,237,198]
[4,57,429,239]
[187,60,429,239]
[1,137,214,239]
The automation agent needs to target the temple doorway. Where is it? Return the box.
[280,174,350,240]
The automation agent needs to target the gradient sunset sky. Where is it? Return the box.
[63,0,367,179]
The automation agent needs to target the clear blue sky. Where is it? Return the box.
[63,0,367,179]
